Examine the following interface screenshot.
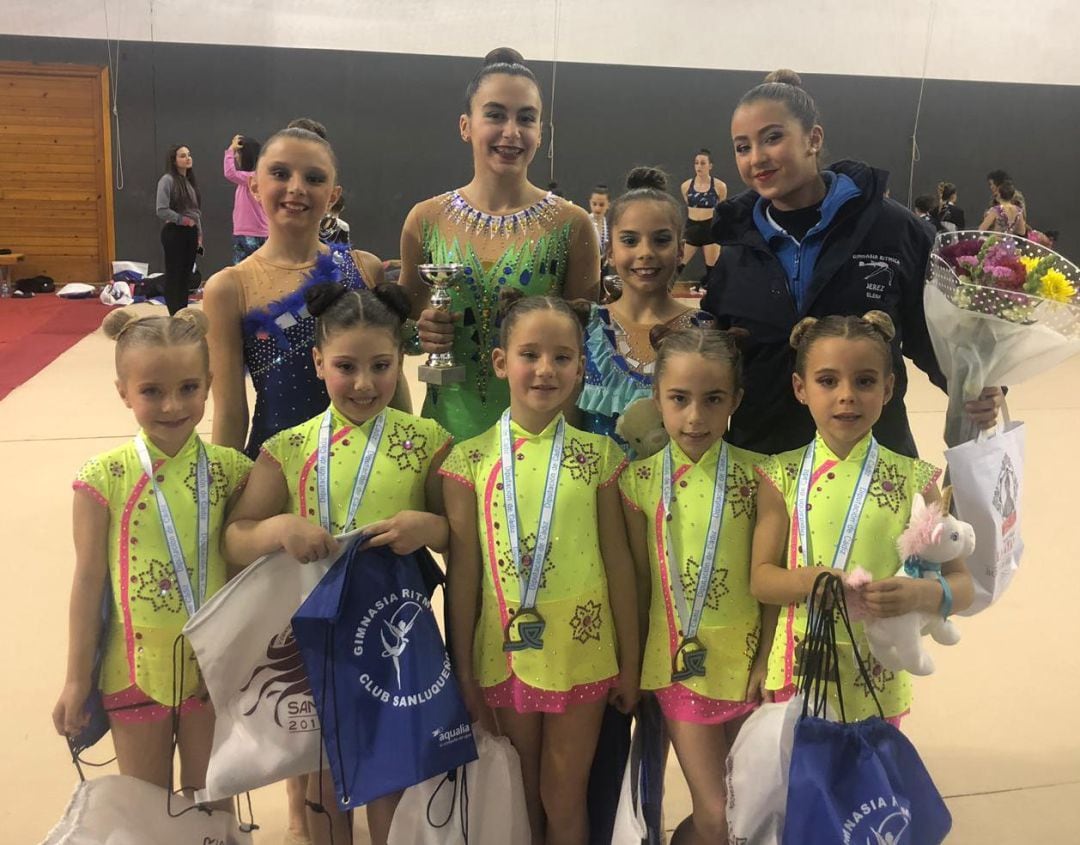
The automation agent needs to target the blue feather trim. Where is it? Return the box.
[242,249,347,350]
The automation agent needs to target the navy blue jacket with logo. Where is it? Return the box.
[701,159,946,458]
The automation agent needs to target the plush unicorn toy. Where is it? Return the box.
[847,488,975,676]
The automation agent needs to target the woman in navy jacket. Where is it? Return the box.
[702,70,999,456]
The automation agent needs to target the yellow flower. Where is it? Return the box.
[1039,269,1077,303]
[1019,255,1041,274]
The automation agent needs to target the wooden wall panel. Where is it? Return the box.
[0,62,114,284]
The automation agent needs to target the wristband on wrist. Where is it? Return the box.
[904,555,953,618]
[933,571,953,619]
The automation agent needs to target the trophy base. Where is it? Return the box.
[418,364,467,386]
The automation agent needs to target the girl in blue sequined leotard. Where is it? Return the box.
[204,127,388,461]
[239,245,367,456]
[202,125,389,844]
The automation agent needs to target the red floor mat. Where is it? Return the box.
[0,295,112,401]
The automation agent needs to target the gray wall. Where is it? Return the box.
[2,34,1076,280]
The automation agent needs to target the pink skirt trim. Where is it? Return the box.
[771,685,907,729]
[654,684,757,725]
[102,685,207,724]
[484,674,616,714]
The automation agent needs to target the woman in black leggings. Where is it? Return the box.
[155,145,202,314]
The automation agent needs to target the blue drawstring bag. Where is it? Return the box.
[292,542,477,810]
[782,574,952,845]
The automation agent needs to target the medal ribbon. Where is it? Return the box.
[661,441,729,644]
[795,437,879,570]
[499,409,564,614]
[317,408,387,534]
[133,435,209,617]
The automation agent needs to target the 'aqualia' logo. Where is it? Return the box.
[842,795,911,845]
[352,587,452,708]
[430,723,473,749]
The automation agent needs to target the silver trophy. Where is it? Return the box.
[417,263,467,385]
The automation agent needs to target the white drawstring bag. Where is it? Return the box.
[726,697,802,845]
[611,734,648,844]
[41,774,253,845]
[183,546,341,803]
[387,725,529,845]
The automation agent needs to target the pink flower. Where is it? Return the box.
[954,255,979,277]
[988,255,1029,289]
[988,265,1024,290]
[984,243,1017,267]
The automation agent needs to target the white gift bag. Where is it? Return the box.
[725,697,802,845]
[41,775,253,845]
[183,546,339,803]
[611,734,648,845]
[945,417,1025,615]
[387,725,529,845]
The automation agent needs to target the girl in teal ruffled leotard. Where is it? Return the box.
[579,167,714,451]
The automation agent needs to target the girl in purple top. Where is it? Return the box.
[224,134,270,263]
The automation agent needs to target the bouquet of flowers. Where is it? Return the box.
[925,230,1080,444]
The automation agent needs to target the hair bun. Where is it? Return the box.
[101,308,140,340]
[768,67,803,86]
[649,323,676,351]
[286,117,328,140]
[174,307,210,336]
[304,281,349,317]
[764,68,803,87]
[371,283,411,325]
[484,47,525,67]
[626,166,668,192]
[564,298,592,332]
[789,316,818,350]
[496,287,527,320]
[861,310,896,343]
[723,326,752,349]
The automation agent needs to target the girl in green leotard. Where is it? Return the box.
[399,47,599,440]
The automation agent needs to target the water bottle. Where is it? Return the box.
[0,281,11,299]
